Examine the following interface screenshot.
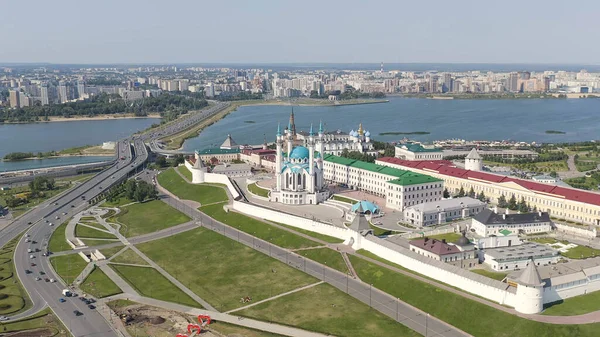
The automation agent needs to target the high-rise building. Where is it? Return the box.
[9,90,20,108]
[40,83,49,106]
[58,81,68,103]
[205,83,215,97]
[508,72,519,92]
[429,76,439,93]
[442,73,453,93]
[520,71,531,80]
[77,81,86,98]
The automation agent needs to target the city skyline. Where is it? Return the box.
[1,0,599,64]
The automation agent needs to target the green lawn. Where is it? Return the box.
[110,264,201,308]
[116,199,190,237]
[100,246,125,259]
[210,321,286,337]
[81,239,120,247]
[80,267,123,298]
[158,168,228,204]
[470,269,508,281]
[177,165,193,181]
[273,222,344,244]
[48,222,71,253]
[369,223,402,236]
[78,221,106,230]
[0,236,30,315]
[247,182,270,197]
[200,203,320,249]
[530,237,559,244]
[74,224,117,239]
[299,248,349,274]
[0,307,69,336]
[100,192,136,207]
[348,255,600,337]
[136,227,317,312]
[543,291,600,316]
[50,254,88,285]
[237,283,419,337]
[331,195,357,204]
[562,245,600,259]
[425,232,463,243]
[0,182,72,213]
[111,248,149,266]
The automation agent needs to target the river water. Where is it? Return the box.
[182,97,600,151]
[0,118,158,172]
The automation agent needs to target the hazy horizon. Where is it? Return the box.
[1,0,599,64]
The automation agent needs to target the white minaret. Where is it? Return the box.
[465,148,483,171]
[275,124,282,192]
[515,259,545,314]
[286,120,293,160]
[317,120,325,170]
[308,123,315,193]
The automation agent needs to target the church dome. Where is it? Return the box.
[289,146,310,160]
[365,131,371,137]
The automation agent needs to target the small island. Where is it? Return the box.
[379,131,430,136]
[545,130,566,134]
[244,120,256,124]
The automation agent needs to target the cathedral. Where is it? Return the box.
[269,118,329,205]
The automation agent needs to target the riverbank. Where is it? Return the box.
[0,113,161,124]
[159,98,388,150]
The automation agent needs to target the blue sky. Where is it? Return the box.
[1,0,598,64]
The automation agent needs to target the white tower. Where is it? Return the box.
[317,120,325,170]
[286,120,293,160]
[308,124,315,193]
[465,148,483,171]
[275,124,283,191]
[514,259,545,314]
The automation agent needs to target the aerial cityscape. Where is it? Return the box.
[0,1,599,337]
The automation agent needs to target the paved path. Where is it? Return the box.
[226,281,324,314]
[98,263,139,296]
[341,252,358,279]
[102,294,330,337]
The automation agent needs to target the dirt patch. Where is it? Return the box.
[5,328,53,337]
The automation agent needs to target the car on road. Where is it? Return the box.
[27,221,32,225]
[44,278,50,282]
[49,223,54,226]
[0,316,9,321]
[88,304,96,309]
[34,277,40,281]
[54,202,58,206]
[71,204,75,208]
[62,212,67,215]
[25,270,32,274]
[30,263,36,267]
[39,271,45,275]
[59,298,66,303]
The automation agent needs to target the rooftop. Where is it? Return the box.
[196,148,241,155]
[212,163,251,173]
[397,143,442,153]
[351,200,380,214]
[404,197,485,213]
[473,208,551,226]
[466,148,482,160]
[484,242,559,262]
[508,256,600,288]
[409,237,463,256]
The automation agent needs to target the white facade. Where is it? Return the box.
[403,197,486,227]
[464,148,483,171]
[395,143,443,161]
[297,123,377,157]
[212,163,252,178]
[471,210,553,237]
[482,242,560,271]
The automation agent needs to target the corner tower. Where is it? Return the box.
[514,259,545,314]
[465,148,483,171]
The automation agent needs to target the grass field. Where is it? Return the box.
[425,232,463,243]
[543,291,600,316]
[299,248,349,274]
[110,264,201,308]
[247,182,270,198]
[81,239,120,247]
[100,193,135,207]
[78,220,106,230]
[210,321,286,337]
[48,222,71,253]
[116,200,190,237]
[177,165,193,181]
[0,307,69,336]
[80,267,123,298]
[348,255,600,337]
[331,195,358,204]
[74,224,117,239]
[368,223,402,236]
[483,159,568,172]
[530,237,560,244]
[158,168,228,204]
[136,227,317,312]
[470,269,508,281]
[111,248,149,265]
[50,254,88,285]
[562,245,600,259]
[200,203,320,250]
[0,181,72,215]
[0,236,30,315]
[237,283,419,337]
[272,222,344,244]
[100,246,125,259]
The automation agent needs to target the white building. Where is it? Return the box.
[403,197,486,227]
[322,155,443,211]
[270,123,329,205]
[395,142,443,161]
[482,242,560,272]
[296,123,377,157]
[532,175,557,184]
[409,235,477,267]
[211,163,251,178]
[471,209,553,237]
[464,148,483,171]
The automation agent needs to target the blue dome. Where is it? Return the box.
[289,146,310,159]
[365,131,371,137]
[351,200,380,214]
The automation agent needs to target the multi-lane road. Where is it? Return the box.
[1,102,231,336]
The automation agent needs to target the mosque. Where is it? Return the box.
[269,120,329,205]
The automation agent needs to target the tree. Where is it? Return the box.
[532,205,538,212]
[518,197,529,213]
[498,195,508,208]
[155,156,167,167]
[124,180,137,200]
[549,171,558,178]
[443,188,450,199]
[4,195,21,208]
[467,187,475,198]
[508,194,518,210]
[476,191,486,202]
[457,187,465,197]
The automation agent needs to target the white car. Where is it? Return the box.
[0,316,9,321]
[49,223,54,226]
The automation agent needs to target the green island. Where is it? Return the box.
[379,131,430,136]
[546,130,566,134]
[244,120,257,123]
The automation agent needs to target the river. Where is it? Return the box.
[0,118,158,172]
[182,97,600,150]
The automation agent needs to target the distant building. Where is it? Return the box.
[395,142,443,161]
[403,197,486,227]
[471,209,552,237]
[58,81,68,103]
[195,148,240,164]
[464,148,483,171]
[9,90,20,108]
[409,235,476,267]
[220,134,239,150]
[211,163,252,177]
[482,242,559,271]
[532,175,557,184]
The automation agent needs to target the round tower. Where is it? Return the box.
[514,259,545,314]
[465,148,483,171]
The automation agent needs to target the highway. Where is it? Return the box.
[1,102,230,336]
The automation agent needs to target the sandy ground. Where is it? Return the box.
[44,113,161,123]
